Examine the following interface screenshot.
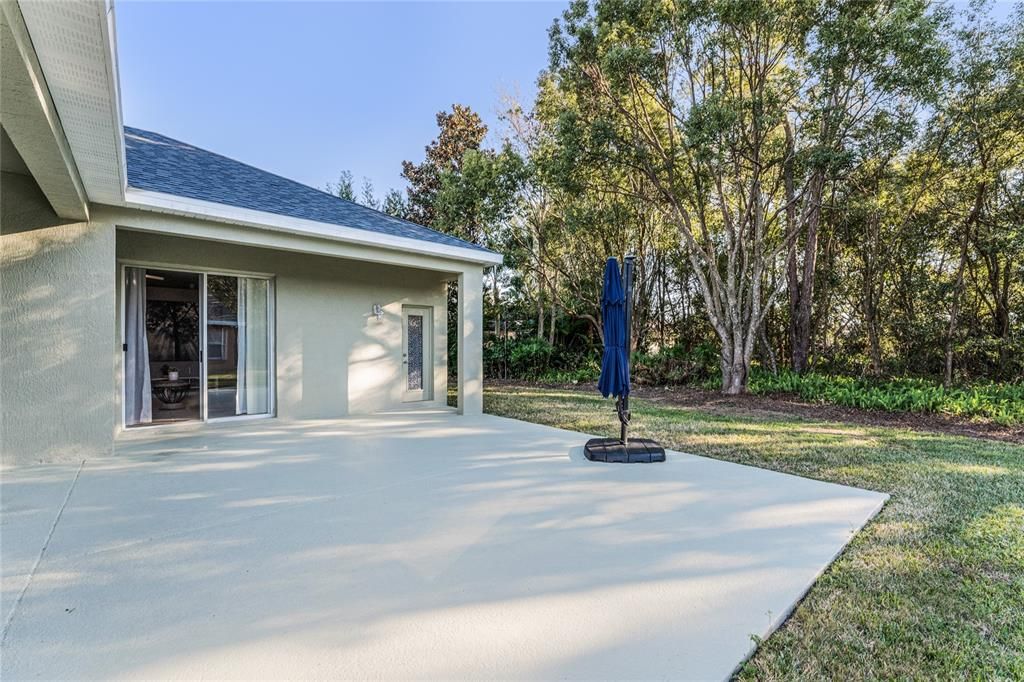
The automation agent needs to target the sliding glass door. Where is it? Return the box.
[123,266,273,428]
[206,275,271,419]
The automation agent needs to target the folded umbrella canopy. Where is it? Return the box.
[585,255,665,463]
[597,257,630,400]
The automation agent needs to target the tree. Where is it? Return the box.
[382,188,407,218]
[327,170,355,201]
[376,1,1020,390]
[783,0,947,374]
[548,0,946,393]
[401,104,488,227]
[928,4,1024,384]
[434,145,527,333]
[551,0,811,393]
[360,177,380,210]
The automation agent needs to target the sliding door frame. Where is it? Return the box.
[118,260,276,430]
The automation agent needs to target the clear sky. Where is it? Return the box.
[116,1,565,199]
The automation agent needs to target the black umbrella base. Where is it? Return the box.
[584,437,666,463]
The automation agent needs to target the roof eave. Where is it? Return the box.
[123,187,504,267]
[1,1,89,221]
[17,0,127,206]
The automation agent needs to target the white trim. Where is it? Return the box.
[267,279,277,418]
[207,413,274,425]
[117,257,275,279]
[123,188,504,266]
[119,264,127,429]
[100,0,128,199]
[16,0,125,205]
[200,272,209,422]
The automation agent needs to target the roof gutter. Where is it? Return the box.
[123,187,504,267]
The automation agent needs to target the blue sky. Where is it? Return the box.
[117,2,564,199]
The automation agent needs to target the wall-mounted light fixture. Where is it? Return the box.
[372,304,384,321]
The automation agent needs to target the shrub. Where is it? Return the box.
[535,364,601,384]
[632,342,719,385]
[746,370,1024,426]
[508,337,554,377]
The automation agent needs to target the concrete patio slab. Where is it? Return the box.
[1,410,886,680]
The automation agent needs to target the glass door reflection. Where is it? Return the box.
[206,274,271,418]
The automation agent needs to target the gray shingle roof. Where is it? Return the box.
[124,126,492,253]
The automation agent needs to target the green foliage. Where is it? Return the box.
[534,365,601,384]
[632,343,720,385]
[507,337,554,376]
[394,0,1023,397]
[326,169,407,216]
[746,370,1024,426]
[381,188,406,218]
[485,335,601,382]
[326,170,355,201]
[434,145,527,247]
[401,104,488,229]
[485,337,553,379]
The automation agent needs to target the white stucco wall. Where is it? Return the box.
[457,268,484,415]
[1,174,117,465]
[115,230,453,424]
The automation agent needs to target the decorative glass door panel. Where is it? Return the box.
[403,306,433,402]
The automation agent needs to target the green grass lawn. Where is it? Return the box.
[484,384,1024,680]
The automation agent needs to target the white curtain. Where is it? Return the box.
[235,278,269,415]
[124,267,152,425]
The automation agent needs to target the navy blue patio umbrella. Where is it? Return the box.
[597,258,630,401]
[584,255,665,463]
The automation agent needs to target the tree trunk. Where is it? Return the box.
[548,304,556,346]
[945,182,985,387]
[943,233,969,387]
[720,351,749,395]
[758,317,778,376]
[536,275,545,341]
[981,247,1013,376]
[491,266,501,336]
[789,169,825,374]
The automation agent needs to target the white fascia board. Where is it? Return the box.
[102,0,128,199]
[123,188,504,266]
[18,0,127,206]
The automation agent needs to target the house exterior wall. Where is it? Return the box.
[1,173,117,465]
[115,230,452,424]
[457,267,484,415]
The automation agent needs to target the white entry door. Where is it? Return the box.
[402,306,433,402]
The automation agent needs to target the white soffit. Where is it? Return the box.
[18,0,125,205]
[0,3,88,220]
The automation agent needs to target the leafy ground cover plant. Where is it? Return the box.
[739,371,1024,426]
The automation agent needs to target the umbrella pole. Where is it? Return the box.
[583,253,663,464]
[620,254,635,444]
